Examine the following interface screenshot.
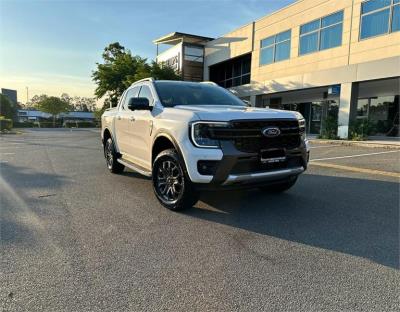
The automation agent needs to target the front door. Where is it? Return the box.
[114,86,140,156]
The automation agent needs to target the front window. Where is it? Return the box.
[360,0,400,39]
[260,30,291,65]
[184,46,204,62]
[299,11,344,55]
[154,81,245,107]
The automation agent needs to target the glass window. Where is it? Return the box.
[276,30,291,42]
[261,36,274,47]
[123,86,140,109]
[361,0,391,14]
[360,0,399,39]
[209,54,251,88]
[322,11,344,27]
[260,30,291,65]
[357,99,369,118]
[154,81,245,107]
[320,23,343,50]
[360,9,390,38]
[138,85,154,105]
[300,20,320,34]
[299,32,319,55]
[393,4,400,32]
[275,41,291,61]
[260,47,274,65]
[184,46,204,62]
[299,11,343,55]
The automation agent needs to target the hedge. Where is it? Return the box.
[0,119,13,131]
[34,121,62,128]
[13,121,36,128]
[64,120,96,128]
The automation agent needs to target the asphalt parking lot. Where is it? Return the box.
[1,129,399,311]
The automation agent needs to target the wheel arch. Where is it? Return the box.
[152,132,188,173]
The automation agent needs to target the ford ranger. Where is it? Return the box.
[101,78,309,211]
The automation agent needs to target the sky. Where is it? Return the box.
[0,0,295,104]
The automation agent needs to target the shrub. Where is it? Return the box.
[349,119,375,140]
[0,118,13,131]
[318,116,339,139]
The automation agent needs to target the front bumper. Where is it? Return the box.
[222,166,304,186]
[181,137,309,187]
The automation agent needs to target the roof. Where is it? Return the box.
[59,112,94,118]
[153,32,214,46]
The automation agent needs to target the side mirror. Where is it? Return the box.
[243,100,251,107]
[128,97,151,111]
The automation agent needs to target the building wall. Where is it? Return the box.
[156,43,183,72]
[204,23,254,77]
[204,0,400,95]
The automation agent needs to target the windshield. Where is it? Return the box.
[154,81,245,107]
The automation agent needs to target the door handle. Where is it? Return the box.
[129,116,135,122]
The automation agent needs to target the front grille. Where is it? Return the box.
[210,119,303,153]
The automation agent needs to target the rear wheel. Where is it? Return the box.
[259,176,298,193]
[152,149,198,211]
[104,137,124,174]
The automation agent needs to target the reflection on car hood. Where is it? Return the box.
[173,105,299,121]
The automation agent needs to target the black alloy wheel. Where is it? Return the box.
[152,149,198,211]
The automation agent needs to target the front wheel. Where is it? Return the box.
[259,176,298,193]
[152,149,198,211]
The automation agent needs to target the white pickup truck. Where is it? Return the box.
[101,78,309,211]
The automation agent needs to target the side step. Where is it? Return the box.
[117,158,152,177]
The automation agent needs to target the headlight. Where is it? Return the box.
[190,121,229,148]
[298,118,306,139]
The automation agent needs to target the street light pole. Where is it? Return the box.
[26,86,29,104]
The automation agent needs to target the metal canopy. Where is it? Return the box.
[153,32,214,46]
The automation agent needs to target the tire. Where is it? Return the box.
[152,149,198,211]
[104,137,125,174]
[259,176,298,193]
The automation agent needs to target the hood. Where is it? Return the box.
[173,105,300,121]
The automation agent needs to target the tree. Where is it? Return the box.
[36,96,70,127]
[0,94,17,120]
[92,42,180,110]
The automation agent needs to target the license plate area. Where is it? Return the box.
[260,149,286,163]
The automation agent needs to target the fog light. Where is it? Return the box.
[197,160,219,175]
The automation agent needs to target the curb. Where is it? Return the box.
[309,139,400,150]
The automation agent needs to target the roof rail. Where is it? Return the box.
[131,77,155,86]
[200,81,218,86]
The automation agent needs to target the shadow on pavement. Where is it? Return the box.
[186,174,399,269]
[0,162,69,245]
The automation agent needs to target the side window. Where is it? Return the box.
[123,86,140,109]
[138,85,154,105]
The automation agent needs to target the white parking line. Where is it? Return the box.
[309,144,342,149]
[310,150,400,162]
[0,153,15,155]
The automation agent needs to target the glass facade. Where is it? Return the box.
[257,87,339,135]
[356,95,399,136]
[260,30,291,65]
[299,11,344,55]
[209,54,251,88]
[360,0,400,39]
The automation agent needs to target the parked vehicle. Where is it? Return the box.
[101,78,309,210]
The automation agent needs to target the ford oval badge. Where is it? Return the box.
[262,127,281,138]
